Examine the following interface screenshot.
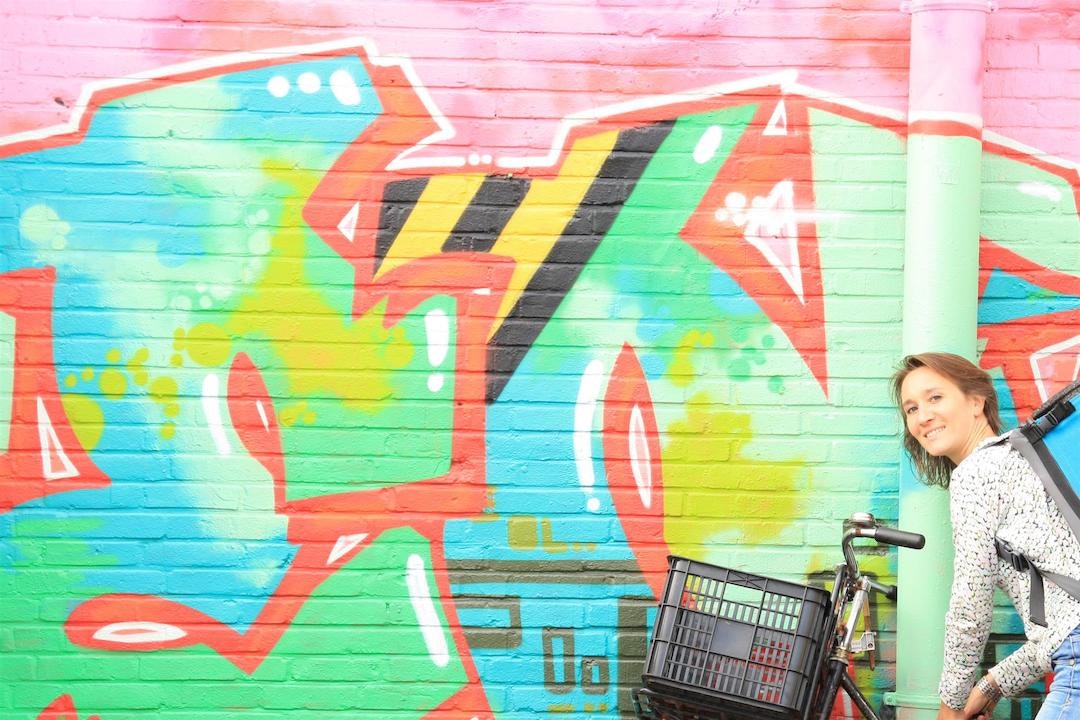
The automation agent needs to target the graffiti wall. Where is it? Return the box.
[2,3,1078,719]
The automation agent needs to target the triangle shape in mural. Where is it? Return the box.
[679,96,828,395]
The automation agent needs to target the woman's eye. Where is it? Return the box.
[905,406,917,415]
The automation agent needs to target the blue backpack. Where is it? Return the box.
[995,380,1080,627]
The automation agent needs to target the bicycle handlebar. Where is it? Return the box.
[841,514,925,577]
[867,526,925,549]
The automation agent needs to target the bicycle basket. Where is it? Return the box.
[641,557,831,720]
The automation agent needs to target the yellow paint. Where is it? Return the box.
[540,518,569,553]
[667,329,716,387]
[487,132,620,335]
[106,349,122,363]
[161,422,176,440]
[149,376,178,401]
[280,401,312,428]
[663,392,801,554]
[127,347,150,386]
[221,165,412,412]
[63,374,77,388]
[374,173,490,279]
[98,369,127,398]
[80,368,94,381]
[60,393,105,450]
[174,324,232,368]
[170,354,183,367]
[507,516,538,549]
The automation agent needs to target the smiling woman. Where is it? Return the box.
[891,352,1002,488]
[890,352,1080,720]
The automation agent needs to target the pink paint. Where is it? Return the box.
[1,0,1078,166]
[907,0,991,124]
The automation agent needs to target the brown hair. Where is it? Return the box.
[890,352,1003,488]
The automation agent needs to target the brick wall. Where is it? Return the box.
[1,2,1078,718]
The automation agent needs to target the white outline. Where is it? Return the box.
[1030,336,1080,403]
[574,360,605,494]
[3,38,1076,184]
[0,37,462,172]
[405,553,450,668]
[628,405,652,509]
[93,621,187,645]
[37,396,78,480]
[201,374,232,456]
[327,532,369,565]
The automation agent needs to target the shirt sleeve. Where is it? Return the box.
[938,454,1002,709]
[989,633,1050,698]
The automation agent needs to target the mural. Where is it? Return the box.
[1,37,1078,720]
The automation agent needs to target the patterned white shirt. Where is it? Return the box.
[939,435,1080,709]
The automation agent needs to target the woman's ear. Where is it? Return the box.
[970,393,987,418]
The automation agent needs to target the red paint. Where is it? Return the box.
[681,95,830,397]
[603,343,669,599]
[0,268,110,512]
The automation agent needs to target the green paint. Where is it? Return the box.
[981,153,1080,270]
[1,528,464,718]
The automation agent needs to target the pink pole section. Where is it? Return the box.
[907,0,992,130]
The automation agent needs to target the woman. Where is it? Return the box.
[893,352,1080,719]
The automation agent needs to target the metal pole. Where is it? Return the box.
[889,2,992,718]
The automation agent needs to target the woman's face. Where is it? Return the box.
[900,366,990,465]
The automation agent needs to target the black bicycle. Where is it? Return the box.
[632,512,925,720]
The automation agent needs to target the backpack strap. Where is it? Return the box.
[995,538,1080,627]
[1007,428,1080,542]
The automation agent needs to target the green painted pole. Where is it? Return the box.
[888,2,991,719]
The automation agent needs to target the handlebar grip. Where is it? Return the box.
[872,526,925,549]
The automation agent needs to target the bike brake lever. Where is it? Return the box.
[866,578,897,601]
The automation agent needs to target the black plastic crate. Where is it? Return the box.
[641,556,831,720]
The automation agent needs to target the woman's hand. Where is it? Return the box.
[936,701,966,720]
[961,675,1001,720]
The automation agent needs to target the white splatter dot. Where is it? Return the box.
[587,497,601,512]
[330,69,361,106]
[298,72,321,94]
[468,153,481,166]
[199,296,212,309]
[693,125,724,164]
[428,374,445,393]
[267,75,290,98]
[248,229,271,256]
